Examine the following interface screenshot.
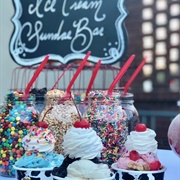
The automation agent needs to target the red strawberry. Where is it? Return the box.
[74,120,90,129]
[129,150,140,161]
[149,160,161,170]
[135,123,147,132]
[36,121,48,128]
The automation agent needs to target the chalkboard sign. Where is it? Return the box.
[10,0,128,66]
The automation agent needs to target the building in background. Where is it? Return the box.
[122,0,180,149]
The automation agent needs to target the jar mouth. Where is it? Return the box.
[113,87,134,98]
[35,95,45,101]
[118,91,134,100]
[46,89,65,97]
[88,90,120,100]
[5,92,36,102]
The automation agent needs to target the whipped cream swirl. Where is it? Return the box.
[66,160,111,179]
[125,128,157,154]
[63,127,103,159]
[22,126,56,152]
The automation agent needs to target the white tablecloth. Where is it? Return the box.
[158,149,180,180]
[1,149,180,180]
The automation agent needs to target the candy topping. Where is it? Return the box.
[149,160,161,171]
[74,119,90,129]
[36,121,48,128]
[135,123,147,132]
[129,150,140,161]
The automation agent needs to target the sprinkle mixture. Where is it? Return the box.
[39,90,79,154]
[23,126,56,149]
[85,90,128,166]
[0,91,38,177]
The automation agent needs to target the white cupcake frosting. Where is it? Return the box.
[63,127,103,159]
[22,126,55,152]
[125,128,158,154]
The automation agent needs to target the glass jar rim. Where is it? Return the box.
[45,89,66,98]
[5,91,35,102]
[120,92,134,100]
[88,90,120,100]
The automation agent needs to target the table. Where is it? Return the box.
[157,149,180,180]
[1,149,180,180]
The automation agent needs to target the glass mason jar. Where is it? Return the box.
[0,91,39,177]
[85,90,128,166]
[119,92,139,134]
[29,88,47,114]
[0,102,4,112]
[39,89,79,155]
[34,95,46,114]
[74,93,88,117]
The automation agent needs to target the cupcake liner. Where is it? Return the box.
[111,163,166,180]
[13,165,54,180]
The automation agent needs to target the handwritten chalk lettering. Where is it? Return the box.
[93,27,104,36]
[71,17,104,53]
[39,21,72,41]
[29,0,43,18]
[71,17,92,53]
[17,21,41,54]
[62,0,105,22]
[70,0,105,22]
[44,0,56,13]
[29,0,56,18]
[16,17,104,54]
[10,0,128,65]
[20,20,72,52]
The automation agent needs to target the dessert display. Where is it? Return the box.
[0,52,172,180]
[112,123,166,180]
[13,121,64,180]
[167,113,180,157]
[52,119,115,180]
[39,89,79,154]
[85,90,128,166]
[0,91,39,177]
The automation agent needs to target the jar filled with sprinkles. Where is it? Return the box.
[0,91,38,177]
[85,90,128,166]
